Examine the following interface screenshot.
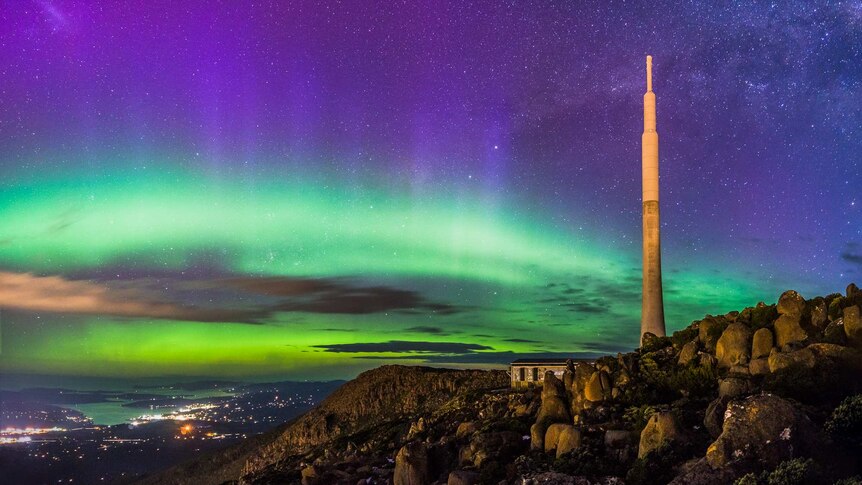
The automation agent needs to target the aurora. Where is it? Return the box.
[1,0,859,380]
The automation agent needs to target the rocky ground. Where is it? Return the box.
[143,284,862,485]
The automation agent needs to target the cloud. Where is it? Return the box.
[0,271,265,323]
[313,340,493,354]
[227,276,462,315]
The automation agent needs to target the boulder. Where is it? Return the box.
[706,394,822,469]
[716,323,753,368]
[699,317,727,352]
[584,370,611,402]
[455,422,478,439]
[447,470,479,485]
[678,340,698,366]
[638,411,684,458]
[843,305,862,348]
[777,290,806,317]
[394,441,429,485]
[774,314,807,348]
[468,431,522,467]
[751,327,774,359]
[848,283,860,299]
[718,377,752,398]
[530,422,545,451]
[301,465,321,485]
[810,300,828,329]
[807,342,862,370]
[704,396,731,438]
[824,318,847,345]
[536,372,571,424]
[748,358,770,375]
[544,423,582,458]
[768,347,815,373]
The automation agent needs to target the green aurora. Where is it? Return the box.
[0,164,766,379]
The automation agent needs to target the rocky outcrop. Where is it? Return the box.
[147,284,862,485]
[240,366,508,482]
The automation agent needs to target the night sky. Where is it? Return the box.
[1,1,860,379]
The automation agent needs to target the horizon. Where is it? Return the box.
[1,0,860,380]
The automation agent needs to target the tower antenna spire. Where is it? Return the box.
[646,55,653,92]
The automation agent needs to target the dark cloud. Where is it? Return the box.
[313,340,493,354]
[842,252,862,266]
[404,326,450,335]
[227,277,462,315]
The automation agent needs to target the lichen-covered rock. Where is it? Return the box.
[706,394,821,469]
[751,327,774,360]
[716,322,753,368]
[699,316,728,352]
[777,290,806,317]
[843,305,862,348]
[678,340,698,366]
[544,423,581,458]
[638,411,684,458]
[768,347,815,373]
[774,313,807,348]
[394,441,429,485]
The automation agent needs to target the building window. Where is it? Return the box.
[532,367,538,381]
[518,367,525,381]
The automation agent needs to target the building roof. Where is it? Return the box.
[510,358,592,365]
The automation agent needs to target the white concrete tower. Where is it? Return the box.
[641,55,666,341]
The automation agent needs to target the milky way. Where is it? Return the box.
[0,1,860,378]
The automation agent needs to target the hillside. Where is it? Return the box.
[143,284,862,485]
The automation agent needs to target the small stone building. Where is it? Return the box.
[509,359,570,389]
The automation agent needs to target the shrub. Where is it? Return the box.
[641,334,673,353]
[766,458,817,485]
[623,405,656,433]
[553,440,625,478]
[734,473,762,485]
[625,445,680,485]
[668,362,719,399]
[834,478,862,485]
[671,326,698,349]
[825,394,862,448]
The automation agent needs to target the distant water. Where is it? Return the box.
[65,389,236,425]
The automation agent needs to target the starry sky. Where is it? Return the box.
[0,0,860,380]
